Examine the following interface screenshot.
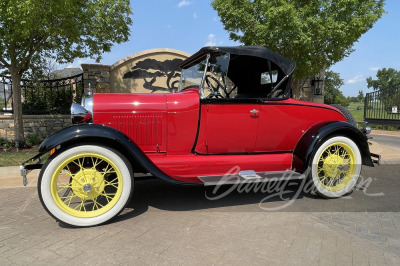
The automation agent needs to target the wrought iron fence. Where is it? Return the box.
[364,90,400,125]
[0,74,84,115]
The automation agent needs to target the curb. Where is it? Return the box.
[0,166,39,189]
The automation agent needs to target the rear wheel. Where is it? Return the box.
[330,104,357,126]
[38,145,133,227]
[310,136,361,198]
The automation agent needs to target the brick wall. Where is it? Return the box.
[0,115,71,141]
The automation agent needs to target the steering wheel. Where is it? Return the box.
[204,75,225,98]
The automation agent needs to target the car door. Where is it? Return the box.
[194,101,259,154]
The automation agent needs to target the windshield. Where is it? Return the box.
[178,59,206,90]
[178,53,231,97]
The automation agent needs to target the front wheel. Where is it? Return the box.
[38,145,133,227]
[310,136,361,198]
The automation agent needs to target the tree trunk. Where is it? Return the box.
[10,67,25,149]
[291,79,301,100]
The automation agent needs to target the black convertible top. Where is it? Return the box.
[180,46,296,77]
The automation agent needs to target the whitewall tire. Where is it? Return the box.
[38,145,133,227]
[310,136,361,198]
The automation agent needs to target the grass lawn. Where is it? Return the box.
[347,101,364,122]
[345,101,399,131]
[0,148,38,167]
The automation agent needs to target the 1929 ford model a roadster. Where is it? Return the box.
[21,46,380,227]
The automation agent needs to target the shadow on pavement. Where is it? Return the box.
[111,164,400,224]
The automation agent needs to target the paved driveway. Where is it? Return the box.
[370,134,400,149]
[1,164,400,265]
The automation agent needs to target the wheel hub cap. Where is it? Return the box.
[71,169,106,200]
[322,154,344,178]
[83,183,92,193]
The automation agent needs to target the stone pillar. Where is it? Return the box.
[292,69,325,104]
[81,64,111,93]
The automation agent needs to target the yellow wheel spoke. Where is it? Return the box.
[327,177,335,187]
[101,164,116,177]
[92,198,105,211]
[57,182,72,192]
[103,195,111,203]
[91,156,103,168]
[101,192,116,203]
[334,146,341,156]
[105,181,118,189]
[51,151,124,218]
[61,195,74,206]
[319,175,328,183]
[57,186,69,193]
[71,158,83,170]
[74,199,87,212]
[92,199,98,211]
[64,166,78,180]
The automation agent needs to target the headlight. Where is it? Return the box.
[81,95,94,114]
[362,126,371,135]
[71,95,93,124]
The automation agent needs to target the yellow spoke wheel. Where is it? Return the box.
[310,136,361,198]
[316,142,356,192]
[50,153,123,218]
[39,145,132,227]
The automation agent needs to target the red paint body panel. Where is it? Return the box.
[165,89,200,154]
[195,104,259,153]
[92,88,348,183]
[148,153,293,182]
[93,93,168,153]
[255,99,346,152]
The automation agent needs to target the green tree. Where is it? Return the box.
[0,0,132,147]
[366,68,400,96]
[324,70,349,107]
[358,90,365,102]
[211,0,385,95]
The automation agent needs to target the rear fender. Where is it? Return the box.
[39,124,197,185]
[293,121,374,172]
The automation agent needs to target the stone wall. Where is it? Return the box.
[0,115,71,141]
[81,64,111,94]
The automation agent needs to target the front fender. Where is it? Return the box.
[39,124,197,185]
[293,121,374,172]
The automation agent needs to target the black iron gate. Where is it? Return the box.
[364,90,400,125]
[0,74,84,115]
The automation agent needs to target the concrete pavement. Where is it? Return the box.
[1,166,400,265]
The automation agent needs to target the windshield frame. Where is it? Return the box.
[179,53,232,99]
[178,54,210,93]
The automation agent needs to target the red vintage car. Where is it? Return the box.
[21,46,379,227]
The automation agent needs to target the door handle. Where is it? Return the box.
[250,109,259,114]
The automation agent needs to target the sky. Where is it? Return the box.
[69,0,400,97]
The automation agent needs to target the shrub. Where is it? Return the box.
[25,134,42,146]
[0,137,15,148]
